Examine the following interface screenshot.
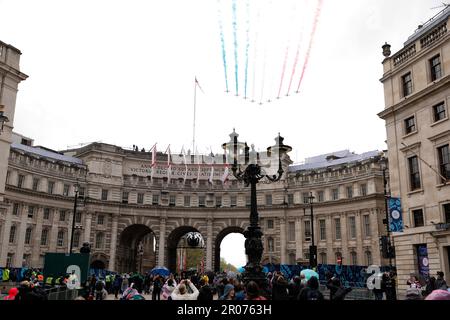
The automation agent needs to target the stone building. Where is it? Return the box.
[378,7,450,295]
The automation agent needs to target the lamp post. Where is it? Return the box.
[308,192,317,269]
[69,183,79,255]
[381,161,393,268]
[223,129,291,294]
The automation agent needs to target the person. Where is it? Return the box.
[288,276,303,300]
[3,287,19,300]
[144,274,152,295]
[381,272,397,300]
[112,274,122,299]
[297,276,324,301]
[406,274,421,289]
[272,275,289,300]
[233,280,245,301]
[197,277,213,301]
[94,278,107,300]
[171,279,199,300]
[435,271,448,290]
[219,283,235,300]
[424,276,436,297]
[152,275,162,300]
[121,274,129,293]
[245,281,267,300]
[162,279,176,300]
[405,286,422,300]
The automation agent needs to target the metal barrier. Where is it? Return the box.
[47,288,79,300]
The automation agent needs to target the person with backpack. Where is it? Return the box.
[152,275,162,300]
[297,276,324,301]
[95,278,107,300]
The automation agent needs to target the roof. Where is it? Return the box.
[11,142,84,165]
[289,150,382,172]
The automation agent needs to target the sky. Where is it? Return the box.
[1,0,447,267]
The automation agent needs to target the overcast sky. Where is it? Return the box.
[1,0,446,267]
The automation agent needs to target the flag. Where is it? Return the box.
[150,143,157,181]
[195,76,204,94]
[208,166,214,184]
[221,165,230,185]
[388,197,404,232]
[165,145,171,181]
[181,146,188,183]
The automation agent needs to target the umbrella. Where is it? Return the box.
[150,266,170,277]
[227,271,237,279]
[301,269,319,281]
[262,266,269,274]
[237,267,245,273]
[425,289,450,300]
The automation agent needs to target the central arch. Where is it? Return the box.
[214,226,245,272]
[117,224,156,273]
[167,226,202,274]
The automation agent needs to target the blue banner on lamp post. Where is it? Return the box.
[388,197,404,232]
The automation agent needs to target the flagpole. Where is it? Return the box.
[193,77,197,153]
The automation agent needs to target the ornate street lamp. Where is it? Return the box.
[223,129,291,295]
[69,183,79,255]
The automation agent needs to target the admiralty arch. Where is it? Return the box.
[0,132,390,272]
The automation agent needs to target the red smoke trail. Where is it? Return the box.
[295,0,323,93]
[286,36,301,96]
[277,46,289,99]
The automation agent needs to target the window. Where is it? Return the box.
[152,194,159,205]
[48,181,54,194]
[73,231,81,248]
[319,219,326,240]
[230,196,237,207]
[63,184,70,196]
[32,178,40,191]
[266,194,272,206]
[412,209,424,227]
[184,195,190,207]
[360,184,367,196]
[430,55,442,81]
[444,203,450,224]
[137,193,144,204]
[287,194,294,205]
[365,251,373,266]
[433,102,446,122]
[363,215,371,237]
[6,171,10,184]
[97,215,104,225]
[169,195,176,206]
[335,218,341,240]
[59,210,66,221]
[18,174,25,188]
[78,187,85,197]
[438,144,450,183]
[57,230,65,247]
[25,228,32,245]
[288,222,295,242]
[319,252,327,264]
[199,196,206,207]
[216,196,222,207]
[9,225,16,243]
[302,193,309,204]
[6,253,14,268]
[246,196,251,207]
[404,116,416,134]
[288,253,296,265]
[40,229,49,246]
[304,252,310,260]
[43,208,50,220]
[402,72,413,97]
[101,189,108,201]
[304,220,311,238]
[95,233,104,249]
[350,251,357,265]
[347,186,353,199]
[408,156,421,190]
[27,206,34,218]
[75,212,82,223]
[332,188,339,200]
[267,219,274,229]
[12,203,19,216]
[267,237,274,252]
[349,216,356,239]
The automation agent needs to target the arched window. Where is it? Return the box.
[365,251,372,266]
[25,227,33,245]
[320,252,327,264]
[57,230,65,247]
[96,233,104,249]
[350,251,357,265]
[9,225,16,243]
[267,237,274,252]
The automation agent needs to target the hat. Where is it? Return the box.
[220,284,234,299]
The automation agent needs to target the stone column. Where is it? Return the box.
[295,217,303,261]
[340,212,349,263]
[157,218,166,266]
[31,207,44,266]
[49,208,58,252]
[279,218,286,264]
[84,212,92,244]
[325,215,333,264]
[0,203,13,266]
[355,211,364,264]
[108,213,119,271]
[206,218,213,270]
[14,204,29,266]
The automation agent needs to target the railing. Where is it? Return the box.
[421,22,447,49]
[393,44,416,66]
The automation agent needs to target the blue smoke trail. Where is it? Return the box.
[217,0,229,93]
[232,0,239,96]
[244,0,250,99]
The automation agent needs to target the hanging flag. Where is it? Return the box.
[208,166,214,185]
[165,145,171,181]
[221,165,230,185]
[388,197,404,232]
[150,143,157,181]
[181,146,188,183]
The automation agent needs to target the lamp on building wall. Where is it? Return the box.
[222,129,291,295]
[69,183,79,255]
[0,105,9,134]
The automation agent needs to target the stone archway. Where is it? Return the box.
[117,224,156,273]
[214,226,245,272]
[167,226,202,274]
[90,260,106,269]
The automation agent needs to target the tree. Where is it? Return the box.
[185,248,204,270]
[220,258,237,272]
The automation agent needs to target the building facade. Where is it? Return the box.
[379,7,450,295]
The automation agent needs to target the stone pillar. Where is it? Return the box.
[206,218,213,270]
[340,212,349,263]
[14,204,29,266]
[31,207,44,266]
[157,218,166,266]
[84,212,92,244]
[355,211,364,264]
[279,218,286,264]
[108,213,119,271]
[295,217,302,261]
[0,203,13,266]
[325,215,333,264]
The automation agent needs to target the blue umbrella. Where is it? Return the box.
[262,266,269,274]
[237,267,245,273]
[301,269,319,281]
[150,266,170,277]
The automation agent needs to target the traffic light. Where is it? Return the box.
[309,245,317,268]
